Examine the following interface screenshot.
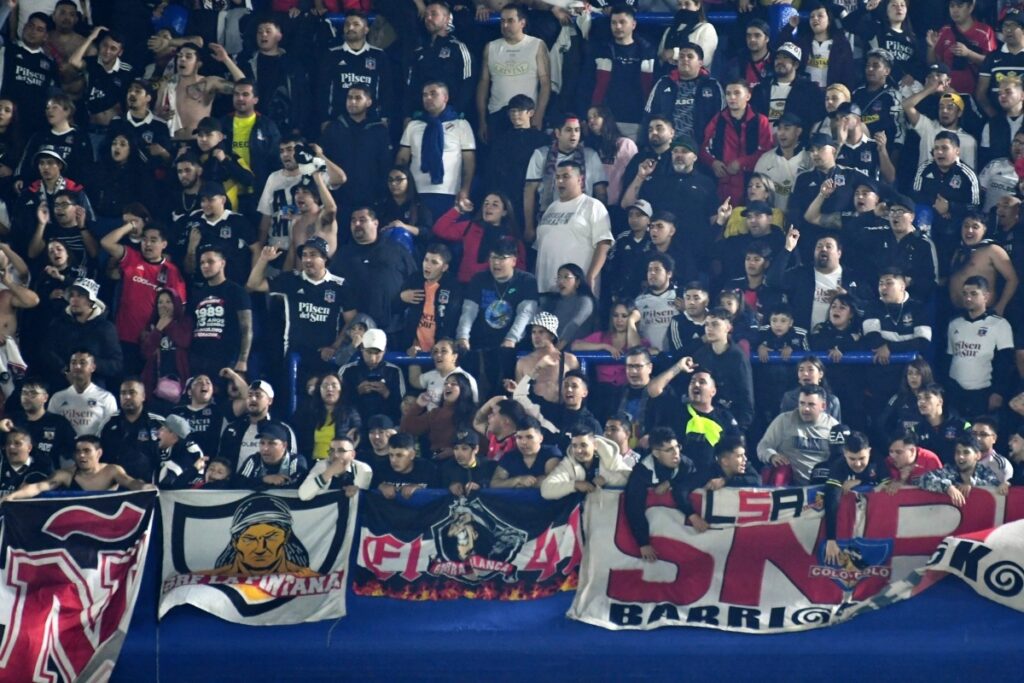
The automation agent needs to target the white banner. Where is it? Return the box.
[569,486,1024,633]
[159,489,357,625]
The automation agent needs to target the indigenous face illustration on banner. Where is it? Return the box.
[355,490,581,600]
[160,490,356,625]
[0,491,157,683]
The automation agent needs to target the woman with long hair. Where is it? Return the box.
[140,288,192,412]
[400,373,479,461]
[543,263,596,349]
[408,338,480,410]
[91,133,156,226]
[713,173,785,238]
[779,356,843,420]
[848,0,922,88]
[294,374,362,461]
[778,2,856,88]
[432,191,527,283]
[0,98,23,203]
[374,165,434,254]
[877,357,934,441]
[571,298,643,421]
[585,105,638,208]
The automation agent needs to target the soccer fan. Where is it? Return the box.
[238,422,309,490]
[757,385,838,485]
[371,432,438,499]
[299,436,373,500]
[540,422,631,499]
[920,434,1005,506]
[819,432,885,564]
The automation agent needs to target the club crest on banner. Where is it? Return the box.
[428,498,529,582]
[811,538,893,590]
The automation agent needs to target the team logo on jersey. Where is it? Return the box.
[43,428,55,440]
[427,498,529,583]
[861,150,872,163]
[324,289,335,303]
[811,538,893,590]
[142,131,154,144]
[978,327,988,337]
[87,400,97,407]
[366,57,376,70]
[439,290,450,305]
[950,176,962,189]
[901,314,913,325]
[439,47,450,58]
[220,227,232,239]
[833,175,845,187]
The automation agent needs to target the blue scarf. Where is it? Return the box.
[418,105,459,186]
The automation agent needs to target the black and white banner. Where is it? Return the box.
[355,490,581,600]
[0,491,156,683]
[159,489,357,625]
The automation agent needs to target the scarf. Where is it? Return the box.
[950,239,994,274]
[418,105,459,186]
[539,142,587,211]
[686,403,723,447]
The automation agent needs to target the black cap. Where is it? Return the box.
[453,430,481,447]
[193,116,222,135]
[807,132,837,149]
[651,210,677,224]
[833,102,862,118]
[367,415,396,431]
[1001,10,1024,28]
[853,175,879,194]
[258,422,290,442]
[302,237,330,259]
[671,133,699,152]
[777,111,804,127]
[927,62,951,75]
[742,200,774,216]
[198,181,226,198]
[885,191,915,211]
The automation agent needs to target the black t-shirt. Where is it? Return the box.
[268,271,352,352]
[466,270,538,348]
[186,211,257,284]
[172,401,230,462]
[0,457,50,496]
[190,280,252,366]
[84,57,135,115]
[21,412,77,470]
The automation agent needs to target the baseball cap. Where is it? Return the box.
[671,133,698,152]
[258,422,289,442]
[940,92,966,112]
[453,430,481,447]
[885,191,916,211]
[833,102,862,118]
[362,328,387,351]
[807,132,837,149]
[1001,10,1024,28]
[777,111,804,127]
[629,199,653,217]
[651,210,677,224]
[198,181,227,198]
[160,414,192,440]
[927,62,951,75]
[530,311,560,340]
[742,200,774,216]
[248,380,275,400]
[34,145,66,167]
[776,42,802,63]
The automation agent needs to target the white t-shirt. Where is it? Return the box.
[978,157,1019,212]
[418,367,480,409]
[753,148,813,212]
[912,116,977,171]
[526,146,608,210]
[947,313,1014,390]
[806,40,832,88]
[48,383,118,436]
[486,35,543,113]
[811,268,841,329]
[636,288,677,350]
[400,119,476,196]
[534,194,613,294]
[257,170,305,250]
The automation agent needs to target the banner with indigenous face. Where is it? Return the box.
[569,486,1024,633]
[0,490,157,683]
[354,490,581,600]
[159,489,357,625]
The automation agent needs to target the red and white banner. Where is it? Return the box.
[0,491,157,683]
[569,486,1024,632]
[159,489,357,625]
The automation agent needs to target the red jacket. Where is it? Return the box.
[432,208,527,284]
[699,105,773,204]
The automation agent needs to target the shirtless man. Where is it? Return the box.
[1,435,155,502]
[0,243,40,338]
[47,0,87,94]
[282,170,339,272]
[157,42,243,140]
[510,312,579,404]
[67,25,130,129]
[949,212,1019,314]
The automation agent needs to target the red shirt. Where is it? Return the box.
[115,247,187,344]
[886,447,943,485]
[934,21,997,95]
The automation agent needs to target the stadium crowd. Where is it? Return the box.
[0,0,1023,556]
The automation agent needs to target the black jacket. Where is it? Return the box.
[765,247,865,331]
[44,304,123,388]
[400,272,464,351]
[218,112,281,195]
[624,453,700,546]
[319,112,393,212]
[751,75,825,129]
[330,238,417,335]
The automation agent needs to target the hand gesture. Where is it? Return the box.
[36,202,49,226]
[400,288,425,304]
[819,178,836,198]
[638,158,657,179]
[947,485,966,508]
[952,42,969,57]
[716,197,732,224]
[260,245,280,262]
[866,0,881,10]
[208,43,230,63]
[784,225,800,252]
[872,131,887,149]
[456,195,474,213]
[925,29,939,49]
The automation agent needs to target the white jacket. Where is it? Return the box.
[298,459,373,501]
[540,435,633,499]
